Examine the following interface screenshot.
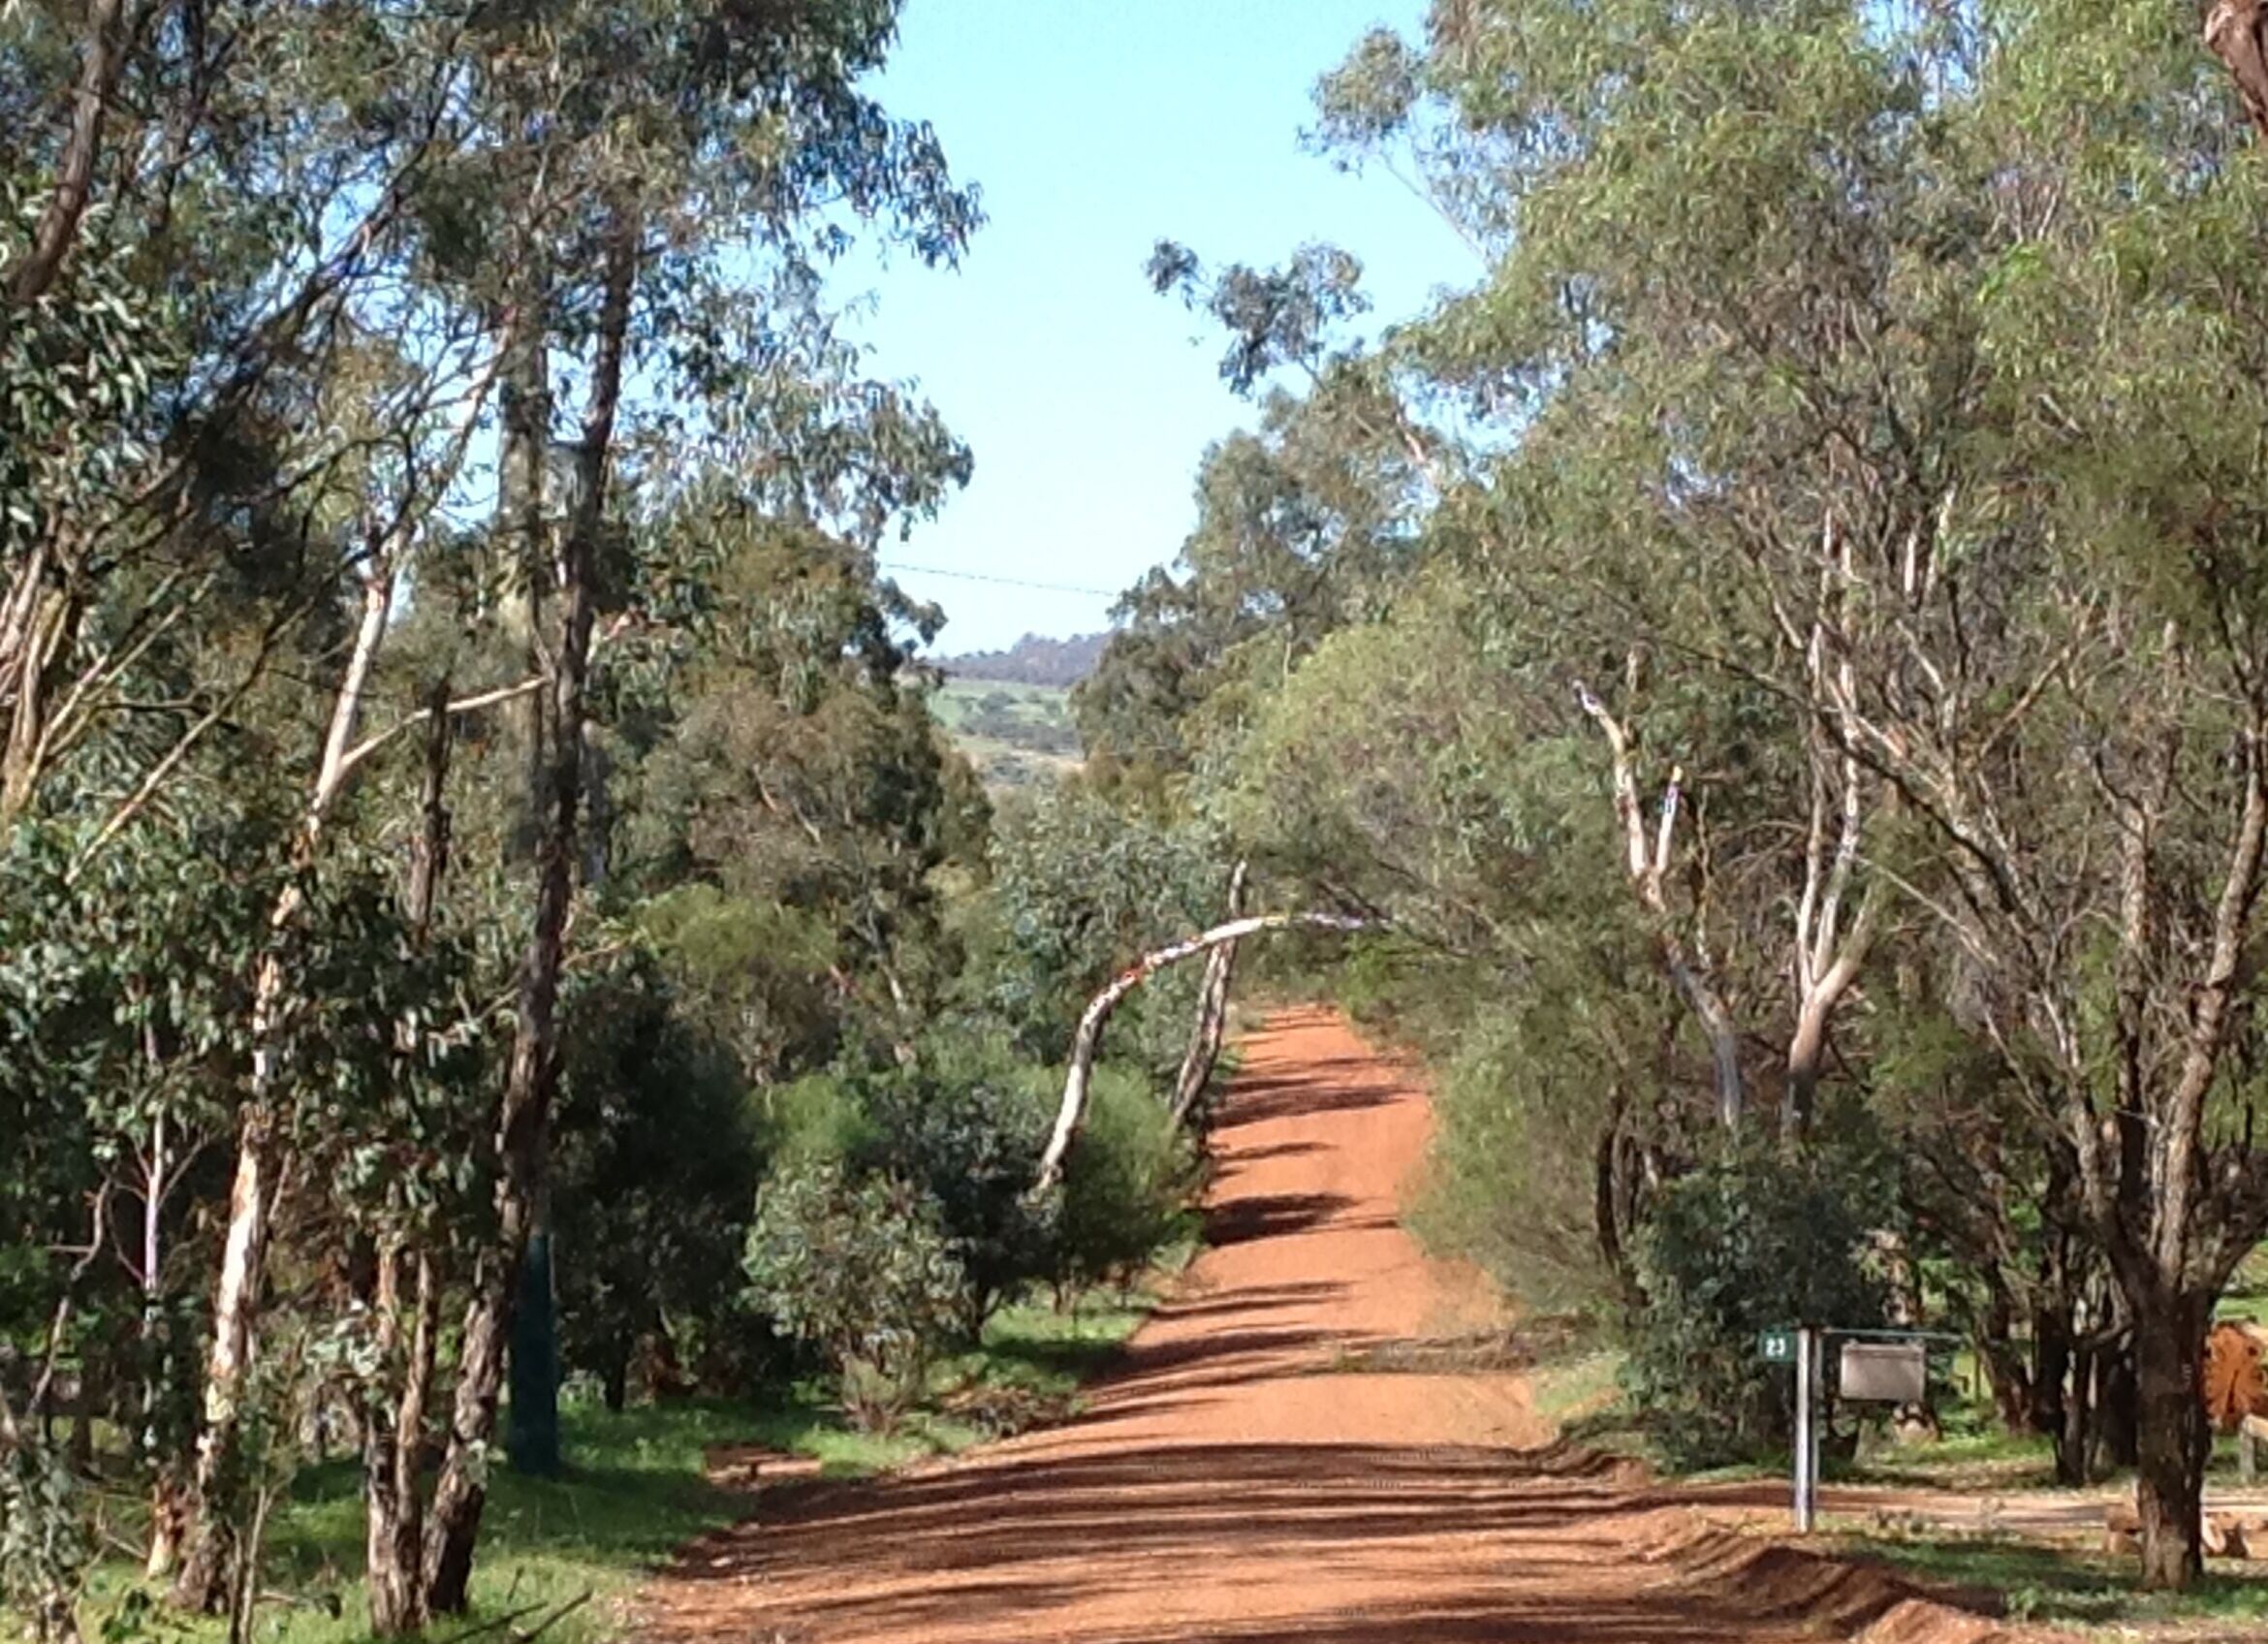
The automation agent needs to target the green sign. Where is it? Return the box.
[1758,1328,1797,1365]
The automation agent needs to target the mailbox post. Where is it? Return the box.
[1794,1325,1818,1533]
[1761,1325,1951,1536]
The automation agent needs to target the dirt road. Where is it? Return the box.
[638,1006,2022,1644]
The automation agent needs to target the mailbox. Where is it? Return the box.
[1838,1340,1927,1404]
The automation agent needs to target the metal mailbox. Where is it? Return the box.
[1838,1340,1927,1404]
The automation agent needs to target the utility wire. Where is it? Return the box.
[879,560,1124,599]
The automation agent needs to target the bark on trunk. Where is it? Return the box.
[175,567,401,1611]
[2058,1339,2095,1487]
[140,1111,189,1579]
[505,1228,559,1477]
[364,696,452,1637]
[1977,1286,2032,1436]
[1575,680,1746,1129]
[2208,0,2268,140]
[363,1248,438,1636]
[422,212,634,1616]
[601,1347,628,1415]
[1034,910,1367,1193]
[170,1105,274,1610]
[0,581,79,823]
[2095,1334,2139,1471]
[1169,861,1247,1128]
[6,0,130,310]
[2132,1294,2211,1590]
[2032,1305,2070,1439]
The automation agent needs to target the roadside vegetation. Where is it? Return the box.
[15,0,2268,1639]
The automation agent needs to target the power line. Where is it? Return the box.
[879,560,1124,599]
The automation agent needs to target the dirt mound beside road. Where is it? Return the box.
[636,1006,2060,1644]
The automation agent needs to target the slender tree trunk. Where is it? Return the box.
[364,687,453,1637]
[1978,1286,2032,1436]
[2131,1291,2211,1590]
[1591,1094,1647,1312]
[2032,1302,2071,1440]
[505,1226,559,1477]
[2096,1332,2140,1470]
[423,212,634,1616]
[1170,860,1247,1128]
[601,1345,628,1415]
[6,0,131,311]
[1660,935,1745,1130]
[2059,1338,2095,1487]
[1575,680,1746,1129]
[169,1104,273,1610]
[363,1247,438,1636]
[0,576,79,823]
[174,565,399,1611]
[140,1109,192,1578]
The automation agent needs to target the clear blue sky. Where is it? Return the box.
[838,0,1471,655]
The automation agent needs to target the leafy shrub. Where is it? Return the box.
[855,1048,1057,1329]
[971,784,1220,1082]
[552,962,762,1406]
[1,1438,88,1644]
[1049,1064,1200,1293]
[1624,1138,1893,1469]
[1410,981,1671,1314]
[762,1070,875,1171]
[741,1160,970,1431]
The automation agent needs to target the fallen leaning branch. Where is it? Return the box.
[1170,860,1249,1128]
[1033,909,1370,1193]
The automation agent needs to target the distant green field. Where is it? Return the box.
[929,679,1084,789]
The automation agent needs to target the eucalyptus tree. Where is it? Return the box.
[388,3,975,1621]
[1076,246,1434,803]
[1299,0,2268,1586]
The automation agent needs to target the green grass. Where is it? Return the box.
[927,680,1073,731]
[2225,1247,2268,1328]
[82,1283,1163,1644]
[89,1402,759,1644]
[1834,1532,2268,1633]
[1529,1347,1625,1426]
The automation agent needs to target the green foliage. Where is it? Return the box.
[0,1438,89,1644]
[740,1161,970,1431]
[1625,1141,1894,1470]
[852,1049,1056,1328]
[1413,984,1667,1314]
[928,680,1082,791]
[551,962,762,1402]
[972,782,1221,1079]
[1047,1065,1201,1294]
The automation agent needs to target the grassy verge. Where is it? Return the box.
[86,1282,1165,1644]
[1830,1532,2268,1633]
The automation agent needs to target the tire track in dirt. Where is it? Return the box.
[636,1006,2039,1644]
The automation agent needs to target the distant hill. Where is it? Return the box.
[933,631,1107,688]
[929,679,1082,791]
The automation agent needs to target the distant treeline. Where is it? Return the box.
[936,631,1106,687]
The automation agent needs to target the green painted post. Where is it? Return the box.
[507,1228,561,1476]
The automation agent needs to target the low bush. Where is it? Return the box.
[741,1161,970,1431]
[1048,1063,1201,1295]
[856,1047,1056,1329]
[1625,1137,1894,1469]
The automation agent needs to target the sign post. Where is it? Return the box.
[1761,1325,1954,1536]
[1793,1324,1818,1533]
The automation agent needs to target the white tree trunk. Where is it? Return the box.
[173,348,502,1610]
[1576,678,1747,1129]
[1170,861,1249,1127]
[1034,909,1366,1193]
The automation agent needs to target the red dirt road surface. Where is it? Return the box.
[637,1006,2039,1644]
